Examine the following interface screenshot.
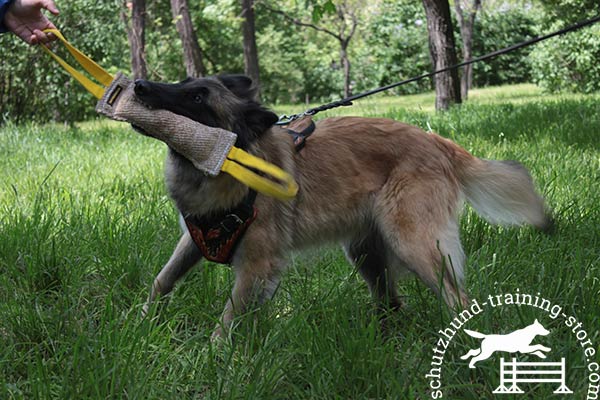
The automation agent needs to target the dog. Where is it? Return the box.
[133,74,552,340]
[460,320,551,368]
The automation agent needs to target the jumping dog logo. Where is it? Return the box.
[461,319,551,368]
[462,320,572,394]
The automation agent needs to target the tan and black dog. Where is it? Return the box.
[134,75,551,339]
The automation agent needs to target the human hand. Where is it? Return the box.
[4,0,59,45]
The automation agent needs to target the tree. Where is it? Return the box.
[122,0,148,80]
[454,0,481,100]
[422,0,461,110]
[240,0,260,91]
[170,0,206,77]
[262,0,360,98]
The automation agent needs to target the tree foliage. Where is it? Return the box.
[528,0,600,93]
[470,5,537,87]
[360,0,431,95]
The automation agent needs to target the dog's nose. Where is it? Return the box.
[134,79,151,96]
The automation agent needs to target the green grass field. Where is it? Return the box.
[1,85,599,399]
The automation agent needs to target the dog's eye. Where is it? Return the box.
[193,87,209,103]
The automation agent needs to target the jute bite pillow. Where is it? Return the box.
[96,72,237,177]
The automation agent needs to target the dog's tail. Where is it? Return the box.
[459,158,551,230]
[435,135,552,231]
[463,329,486,339]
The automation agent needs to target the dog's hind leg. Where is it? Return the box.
[467,347,495,368]
[460,348,481,360]
[343,231,402,310]
[379,219,467,309]
[375,175,468,309]
[142,230,202,316]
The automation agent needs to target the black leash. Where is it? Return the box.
[277,14,600,124]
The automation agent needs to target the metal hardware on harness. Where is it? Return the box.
[276,101,351,126]
[276,111,314,126]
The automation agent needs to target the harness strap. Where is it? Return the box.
[284,120,315,152]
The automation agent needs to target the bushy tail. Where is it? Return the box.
[459,158,552,231]
[463,329,486,339]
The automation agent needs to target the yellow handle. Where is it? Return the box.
[223,147,298,201]
[40,29,113,98]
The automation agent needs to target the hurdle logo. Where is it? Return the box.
[461,320,572,395]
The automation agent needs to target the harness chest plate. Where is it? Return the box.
[184,198,257,264]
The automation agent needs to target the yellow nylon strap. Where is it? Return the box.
[40,29,113,99]
[222,147,298,201]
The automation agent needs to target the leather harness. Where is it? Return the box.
[184,119,315,264]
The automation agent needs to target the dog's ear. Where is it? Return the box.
[232,104,279,148]
[218,74,257,100]
[244,105,279,134]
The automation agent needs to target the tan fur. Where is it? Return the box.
[144,116,550,339]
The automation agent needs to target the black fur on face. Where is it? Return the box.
[133,74,278,149]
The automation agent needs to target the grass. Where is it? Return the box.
[1,84,599,399]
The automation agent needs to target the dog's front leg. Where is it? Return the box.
[211,259,283,341]
[143,230,202,316]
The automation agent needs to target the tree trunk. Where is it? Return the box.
[170,0,206,77]
[422,0,462,111]
[122,0,147,80]
[241,0,260,91]
[455,0,481,100]
[340,41,351,97]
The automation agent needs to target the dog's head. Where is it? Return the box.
[532,319,550,336]
[133,75,278,149]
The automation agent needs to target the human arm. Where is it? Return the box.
[0,0,15,33]
[0,0,59,44]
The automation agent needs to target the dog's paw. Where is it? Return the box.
[141,303,150,318]
[210,326,225,343]
[532,350,547,358]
